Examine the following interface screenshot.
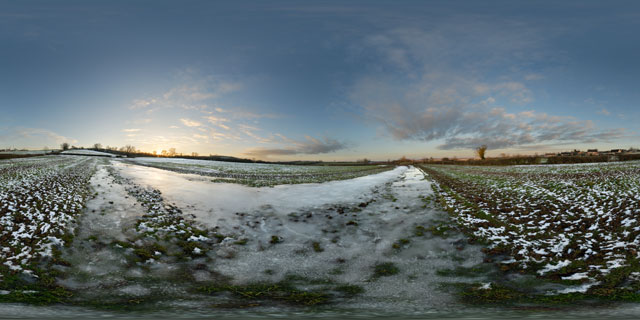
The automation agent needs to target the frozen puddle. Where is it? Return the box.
[79,163,146,240]
[57,162,149,296]
[108,162,486,311]
[113,161,407,226]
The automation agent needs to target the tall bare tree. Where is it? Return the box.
[61,142,70,151]
[476,145,488,160]
[119,145,136,153]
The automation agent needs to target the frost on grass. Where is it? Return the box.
[60,149,115,157]
[0,156,96,297]
[421,161,640,296]
[0,157,488,310]
[125,157,393,187]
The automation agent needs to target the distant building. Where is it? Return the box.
[587,149,599,156]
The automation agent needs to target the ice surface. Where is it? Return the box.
[128,156,369,174]
[111,162,486,310]
[78,164,146,240]
[57,163,148,293]
[61,149,115,157]
[113,161,408,226]
[0,150,51,155]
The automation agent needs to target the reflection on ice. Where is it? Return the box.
[112,162,486,311]
[113,162,408,227]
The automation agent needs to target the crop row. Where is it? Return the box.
[0,156,96,278]
[420,161,640,296]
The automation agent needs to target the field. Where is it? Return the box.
[420,161,640,302]
[2,155,477,312]
[126,157,393,186]
[1,154,639,315]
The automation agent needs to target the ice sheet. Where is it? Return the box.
[113,161,407,226]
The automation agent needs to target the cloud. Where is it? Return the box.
[244,136,347,158]
[346,21,625,151]
[193,134,208,141]
[213,107,281,119]
[598,108,611,116]
[163,85,216,102]
[0,127,77,148]
[204,115,229,123]
[237,124,271,143]
[133,118,153,124]
[122,128,141,132]
[524,73,545,81]
[130,99,157,109]
[349,72,625,150]
[356,19,551,76]
[180,118,202,127]
[128,71,242,112]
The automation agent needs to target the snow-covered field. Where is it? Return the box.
[126,157,393,186]
[61,149,115,157]
[421,161,640,298]
[0,156,95,276]
[0,155,486,313]
[0,150,52,155]
[2,155,640,315]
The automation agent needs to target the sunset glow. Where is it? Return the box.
[1,1,638,160]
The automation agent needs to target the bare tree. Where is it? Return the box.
[118,145,136,153]
[61,142,70,151]
[476,145,488,160]
[168,148,176,157]
[191,152,199,157]
[161,150,168,157]
[93,143,102,150]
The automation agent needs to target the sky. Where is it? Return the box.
[1,0,639,161]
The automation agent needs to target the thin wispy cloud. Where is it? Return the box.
[180,118,202,127]
[128,70,242,113]
[213,107,282,120]
[244,135,347,158]
[346,18,628,152]
[350,74,625,150]
[0,127,77,148]
[6,2,635,158]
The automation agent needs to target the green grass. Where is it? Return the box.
[372,262,399,278]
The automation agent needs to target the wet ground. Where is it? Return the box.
[2,159,640,318]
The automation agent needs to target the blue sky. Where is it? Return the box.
[1,0,639,160]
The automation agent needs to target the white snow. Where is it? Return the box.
[555,282,600,294]
[113,161,407,227]
[561,272,589,280]
[538,260,571,275]
[61,149,115,157]
[0,150,51,155]
[479,283,492,290]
